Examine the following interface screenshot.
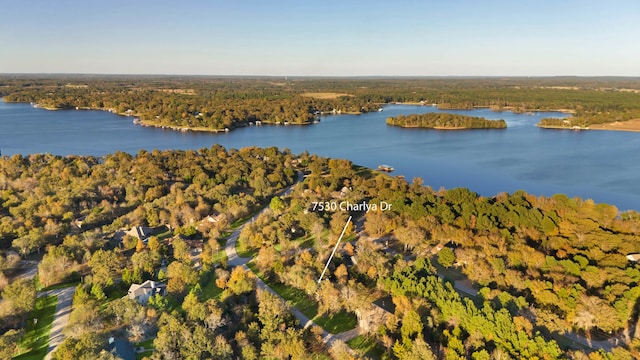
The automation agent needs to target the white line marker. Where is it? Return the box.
[317,215,352,284]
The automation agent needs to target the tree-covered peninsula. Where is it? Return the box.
[386,112,507,129]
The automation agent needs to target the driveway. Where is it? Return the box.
[40,286,76,360]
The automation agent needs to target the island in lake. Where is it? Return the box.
[386,112,507,129]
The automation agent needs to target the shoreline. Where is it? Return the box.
[588,118,640,132]
[17,100,318,134]
[537,119,640,133]
[536,124,590,131]
[388,124,502,130]
[391,102,576,115]
[12,99,639,134]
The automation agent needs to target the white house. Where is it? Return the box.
[127,280,166,305]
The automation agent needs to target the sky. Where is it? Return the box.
[1,0,639,76]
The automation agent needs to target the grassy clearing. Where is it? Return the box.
[14,295,58,360]
[134,338,155,359]
[155,229,173,240]
[291,233,316,249]
[201,275,224,300]
[136,350,154,360]
[248,262,318,317]
[38,280,80,293]
[108,286,128,300]
[301,92,354,99]
[431,256,466,281]
[314,310,358,334]
[347,335,386,359]
[35,278,80,293]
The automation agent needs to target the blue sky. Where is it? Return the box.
[1,0,639,76]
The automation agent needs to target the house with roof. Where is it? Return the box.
[127,280,166,305]
[107,337,136,360]
[627,254,640,262]
[127,226,152,241]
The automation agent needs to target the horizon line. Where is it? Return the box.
[1,73,640,79]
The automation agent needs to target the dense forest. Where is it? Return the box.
[386,113,507,129]
[0,146,640,359]
[0,146,300,358]
[236,158,640,359]
[2,75,640,131]
[1,147,640,359]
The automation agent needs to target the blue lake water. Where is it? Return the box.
[1,100,639,211]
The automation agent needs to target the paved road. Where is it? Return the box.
[224,171,362,347]
[225,225,254,268]
[14,260,39,281]
[226,171,303,268]
[40,286,76,360]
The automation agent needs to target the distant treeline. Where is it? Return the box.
[386,112,507,129]
[2,75,640,130]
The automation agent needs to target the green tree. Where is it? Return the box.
[166,261,197,295]
[438,247,455,268]
[90,283,106,301]
[226,266,255,296]
[401,310,423,340]
[171,238,191,264]
[88,250,120,287]
[269,196,285,214]
[0,329,23,360]
[182,290,206,322]
[1,278,36,316]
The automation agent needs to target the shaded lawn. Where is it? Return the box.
[135,338,154,349]
[37,280,80,293]
[107,287,128,301]
[347,335,386,359]
[34,271,81,292]
[314,309,358,334]
[134,338,155,360]
[136,351,154,360]
[431,256,465,281]
[155,229,173,240]
[289,233,317,249]
[15,295,58,360]
[248,262,318,317]
[201,275,224,300]
[248,262,357,334]
[213,247,227,265]
[99,286,128,311]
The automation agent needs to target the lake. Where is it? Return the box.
[1,100,639,211]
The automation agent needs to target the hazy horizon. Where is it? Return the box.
[1,0,639,76]
[2,73,640,78]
